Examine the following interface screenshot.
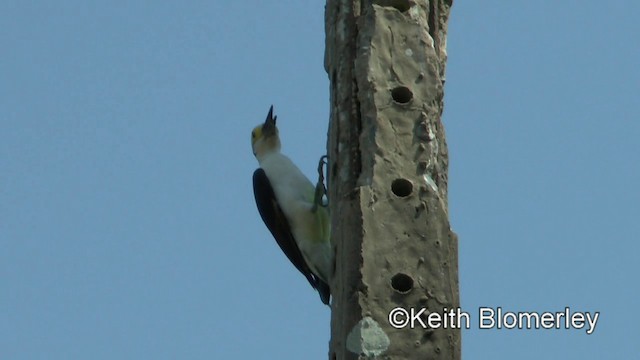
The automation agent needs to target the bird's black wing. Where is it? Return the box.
[253,169,322,293]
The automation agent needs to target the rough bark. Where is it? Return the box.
[325,1,458,359]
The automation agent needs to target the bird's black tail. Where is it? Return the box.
[316,279,331,306]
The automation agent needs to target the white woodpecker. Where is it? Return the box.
[251,105,332,305]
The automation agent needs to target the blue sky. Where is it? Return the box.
[2,1,638,359]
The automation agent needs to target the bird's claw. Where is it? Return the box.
[318,155,328,178]
[312,155,329,212]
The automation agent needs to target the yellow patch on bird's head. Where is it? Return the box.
[251,125,263,147]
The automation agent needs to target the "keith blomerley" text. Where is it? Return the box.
[387,307,599,334]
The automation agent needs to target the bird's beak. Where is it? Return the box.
[265,105,277,127]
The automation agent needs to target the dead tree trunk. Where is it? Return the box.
[325,1,459,359]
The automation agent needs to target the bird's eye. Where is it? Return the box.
[251,132,256,139]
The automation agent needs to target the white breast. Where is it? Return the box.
[259,152,315,210]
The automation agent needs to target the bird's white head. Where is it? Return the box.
[251,105,281,161]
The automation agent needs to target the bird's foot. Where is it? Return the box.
[312,155,328,213]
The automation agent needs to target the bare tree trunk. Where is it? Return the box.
[325,1,458,359]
